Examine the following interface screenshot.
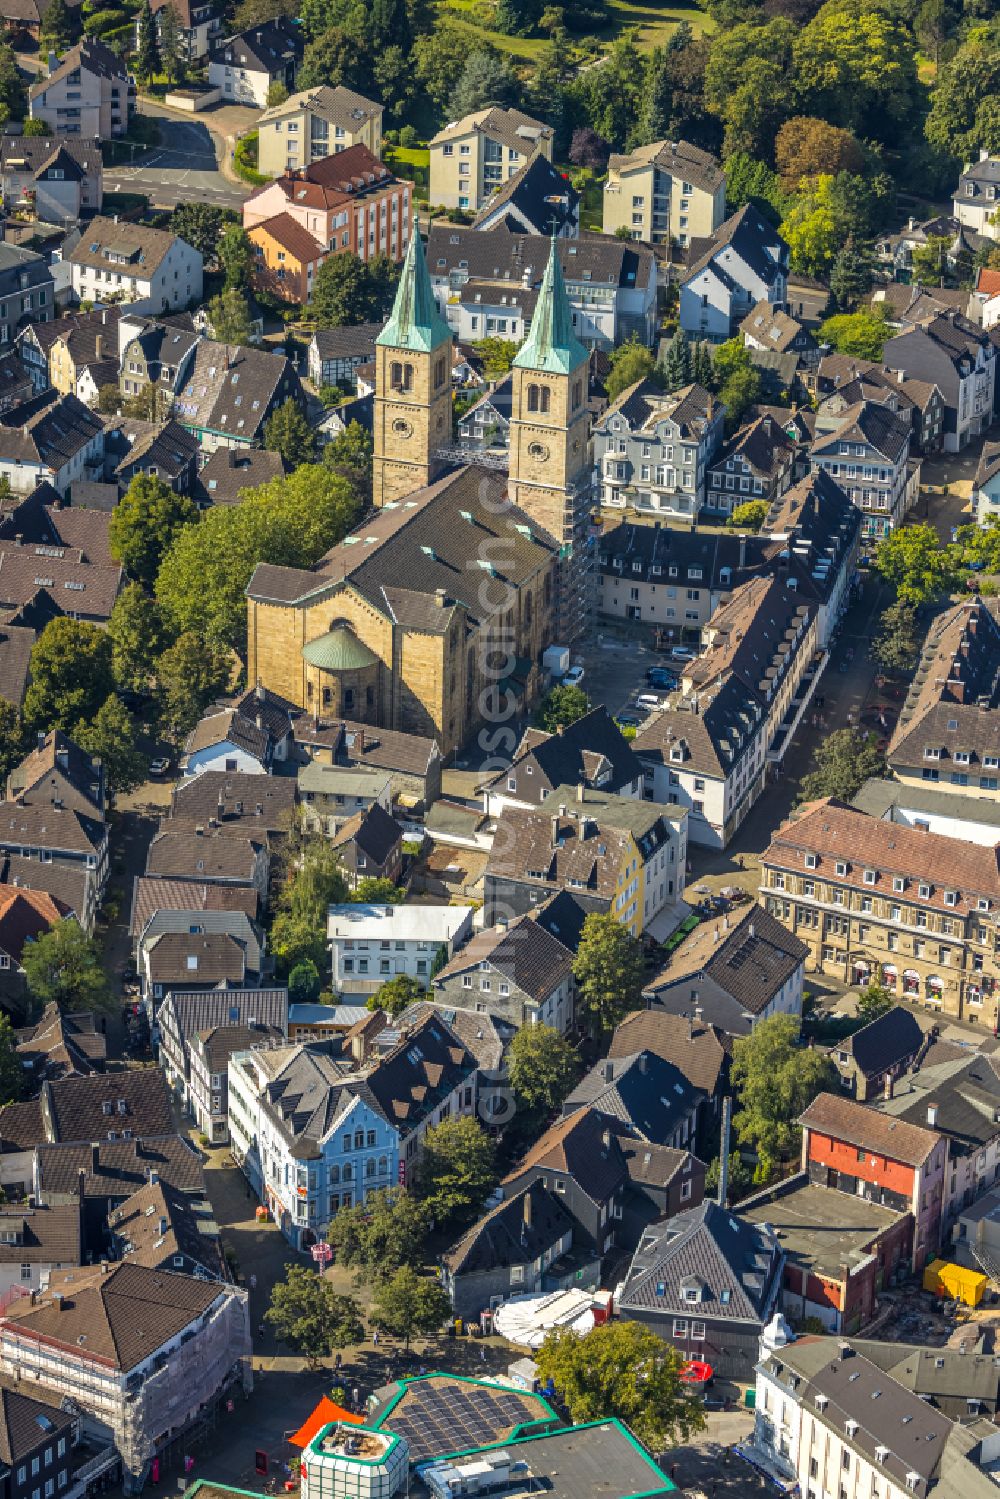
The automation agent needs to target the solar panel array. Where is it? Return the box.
[385,1381,542,1463]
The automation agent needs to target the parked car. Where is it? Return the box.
[670,646,696,663]
[615,710,645,729]
[646,668,677,690]
[149,757,171,778]
[562,665,585,688]
[636,693,668,712]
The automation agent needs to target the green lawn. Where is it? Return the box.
[434,0,710,68]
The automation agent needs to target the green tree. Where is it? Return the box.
[368,0,409,50]
[371,1266,450,1350]
[817,308,890,360]
[797,727,888,803]
[298,25,372,92]
[0,701,25,787]
[352,877,405,904]
[22,117,48,138]
[780,174,839,277]
[534,683,589,732]
[156,631,231,739]
[369,973,423,1016]
[415,1115,496,1228]
[572,913,645,1039]
[219,224,254,291]
[207,287,254,346]
[873,521,957,605]
[0,44,26,123]
[288,959,322,1002]
[871,598,923,676]
[535,1322,706,1450]
[792,0,918,142]
[471,337,520,378]
[572,32,644,151]
[109,473,199,589]
[157,2,183,82]
[606,339,659,401]
[110,581,173,697]
[135,0,160,82]
[271,824,349,974]
[325,1186,429,1283]
[508,1024,579,1114]
[412,25,467,114]
[724,153,788,221]
[169,204,233,264]
[704,18,796,157]
[310,253,387,327]
[39,0,75,50]
[24,619,113,736]
[829,235,874,311]
[264,399,316,468]
[267,79,289,106]
[856,981,894,1025]
[711,339,761,428]
[704,1150,752,1203]
[730,1013,837,1172]
[451,47,519,117]
[265,1265,363,1367]
[0,1014,21,1106]
[324,420,373,481]
[954,516,1000,573]
[640,44,674,144]
[155,465,360,652]
[911,234,951,286]
[662,330,693,392]
[494,0,541,35]
[234,0,297,22]
[75,697,148,795]
[726,499,769,531]
[21,920,113,1014]
[925,21,1000,159]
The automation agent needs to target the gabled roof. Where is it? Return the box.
[8,729,103,814]
[162,987,287,1054]
[609,1011,726,1095]
[4,1261,223,1371]
[34,1134,206,1201]
[842,1005,924,1079]
[67,217,190,278]
[646,902,808,1016]
[0,1381,74,1466]
[503,1106,628,1204]
[30,38,126,96]
[563,1050,702,1142]
[811,399,910,465]
[258,84,380,131]
[209,16,301,74]
[483,704,642,801]
[0,886,68,960]
[473,154,578,237]
[258,1047,384,1155]
[430,105,552,153]
[183,707,270,765]
[443,1180,574,1275]
[434,914,573,1003]
[618,1198,781,1322]
[43,1068,175,1144]
[16,1002,105,1081]
[190,445,285,507]
[250,212,323,265]
[173,341,297,443]
[145,930,247,985]
[799,1091,942,1165]
[330,802,401,868]
[129,877,259,935]
[170,771,297,832]
[107,1178,224,1275]
[364,1012,476,1138]
[608,137,723,195]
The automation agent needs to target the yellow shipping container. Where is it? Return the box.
[922,1258,987,1307]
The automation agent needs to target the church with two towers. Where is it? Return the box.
[246,228,592,757]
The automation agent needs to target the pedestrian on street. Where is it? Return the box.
[250,1274,257,1292]
[372,1329,379,1347]
[480,1347,487,1364]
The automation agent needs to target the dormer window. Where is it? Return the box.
[978,898,991,912]
[954,751,970,765]
[924,747,940,760]
[893,876,905,893]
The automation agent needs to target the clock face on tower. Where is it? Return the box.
[392,418,413,439]
[528,441,550,461]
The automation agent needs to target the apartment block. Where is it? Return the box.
[593,379,725,519]
[429,106,553,212]
[256,85,383,177]
[603,139,725,249]
[29,40,133,139]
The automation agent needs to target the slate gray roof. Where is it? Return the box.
[8,730,103,814]
[443,1180,574,1275]
[31,38,126,95]
[173,341,299,443]
[873,1051,1000,1160]
[811,400,911,464]
[851,777,1000,830]
[599,378,717,438]
[145,830,264,882]
[330,802,401,868]
[164,987,287,1052]
[708,413,795,482]
[0,1381,74,1465]
[684,202,787,288]
[0,392,103,471]
[43,1068,175,1144]
[618,1198,782,1322]
[609,1011,727,1095]
[841,1005,925,1079]
[563,1051,702,1143]
[209,16,301,74]
[183,708,270,765]
[472,154,579,237]
[646,902,808,1016]
[1,134,101,180]
[129,876,260,936]
[482,705,642,802]
[974,440,1000,490]
[311,323,382,364]
[364,1012,476,1138]
[434,914,573,1003]
[633,677,765,781]
[259,1048,382,1155]
[112,419,199,486]
[426,225,651,295]
[889,596,1000,773]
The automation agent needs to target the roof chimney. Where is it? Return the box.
[576,781,585,802]
[603,1059,614,1082]
[884,1074,893,1102]
[927,1103,939,1127]
[523,1191,532,1230]
[601,1128,612,1151]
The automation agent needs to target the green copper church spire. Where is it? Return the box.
[376,221,451,353]
[513,236,588,375]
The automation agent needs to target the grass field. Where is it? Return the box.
[434,0,711,67]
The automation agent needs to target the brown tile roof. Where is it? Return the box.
[0,857,92,923]
[484,804,630,903]
[799,1091,941,1166]
[341,721,439,777]
[609,1011,727,1094]
[44,1068,175,1143]
[0,887,69,960]
[0,621,34,708]
[16,1002,106,1081]
[145,931,246,985]
[0,1099,43,1151]
[364,1013,476,1136]
[0,1381,74,1465]
[130,876,259,936]
[145,830,263,882]
[0,1203,81,1264]
[888,597,1000,768]
[250,213,324,265]
[169,771,296,833]
[34,1134,206,1201]
[108,1179,224,1276]
[4,1261,223,1371]
[0,543,122,622]
[434,914,573,1004]
[67,217,187,278]
[763,796,1000,910]
[502,1105,628,1204]
[647,902,808,1016]
[30,38,126,96]
[8,730,104,814]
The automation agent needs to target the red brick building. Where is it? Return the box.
[242,143,411,265]
[799,1092,947,1271]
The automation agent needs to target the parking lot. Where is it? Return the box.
[578,625,683,726]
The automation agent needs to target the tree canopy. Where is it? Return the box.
[818,308,890,360]
[536,1322,706,1450]
[369,973,423,1017]
[24,620,114,737]
[730,1013,837,1175]
[508,1024,579,1115]
[572,914,645,1039]
[534,684,590,732]
[265,1265,363,1366]
[873,522,958,605]
[21,920,113,1015]
[370,1266,451,1349]
[797,726,888,803]
[415,1115,496,1228]
[109,474,199,590]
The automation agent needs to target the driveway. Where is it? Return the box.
[107,105,250,210]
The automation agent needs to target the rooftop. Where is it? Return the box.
[739,1174,905,1281]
